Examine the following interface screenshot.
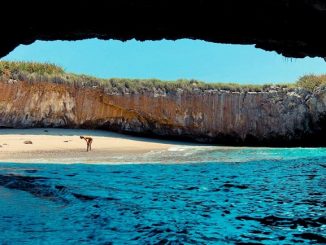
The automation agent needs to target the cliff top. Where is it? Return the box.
[1,61,325,94]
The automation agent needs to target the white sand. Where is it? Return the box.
[0,128,190,164]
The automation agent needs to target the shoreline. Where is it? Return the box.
[0,128,186,164]
[1,128,325,164]
[0,128,234,164]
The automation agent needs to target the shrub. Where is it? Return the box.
[2,60,325,94]
[295,74,326,91]
[0,61,64,76]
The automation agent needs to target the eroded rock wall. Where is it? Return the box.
[0,79,325,146]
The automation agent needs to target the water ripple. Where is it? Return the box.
[0,154,325,244]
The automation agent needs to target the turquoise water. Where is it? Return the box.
[0,148,325,244]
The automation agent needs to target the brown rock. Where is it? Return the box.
[0,80,325,146]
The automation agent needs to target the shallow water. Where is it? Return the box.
[0,148,325,244]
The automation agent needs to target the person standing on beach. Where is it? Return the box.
[80,136,93,152]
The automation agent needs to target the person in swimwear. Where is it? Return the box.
[80,136,93,152]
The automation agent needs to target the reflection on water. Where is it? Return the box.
[0,148,325,244]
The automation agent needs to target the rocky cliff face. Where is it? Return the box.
[1,79,325,146]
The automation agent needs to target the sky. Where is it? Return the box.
[1,38,326,84]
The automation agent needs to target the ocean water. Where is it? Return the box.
[0,148,325,244]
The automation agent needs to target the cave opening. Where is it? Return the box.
[2,38,326,84]
[1,1,325,243]
[0,38,325,146]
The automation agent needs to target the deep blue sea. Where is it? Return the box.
[0,148,325,244]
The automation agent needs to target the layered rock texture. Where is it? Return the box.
[1,79,325,146]
[1,1,326,59]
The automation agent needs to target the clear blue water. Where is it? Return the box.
[0,148,325,244]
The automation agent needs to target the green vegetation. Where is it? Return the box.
[0,61,64,76]
[296,74,326,91]
[0,61,325,93]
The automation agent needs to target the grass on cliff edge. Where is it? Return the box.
[1,61,325,93]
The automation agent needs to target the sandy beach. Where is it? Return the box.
[0,128,190,164]
[1,128,284,164]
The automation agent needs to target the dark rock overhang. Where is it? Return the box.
[1,0,326,59]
